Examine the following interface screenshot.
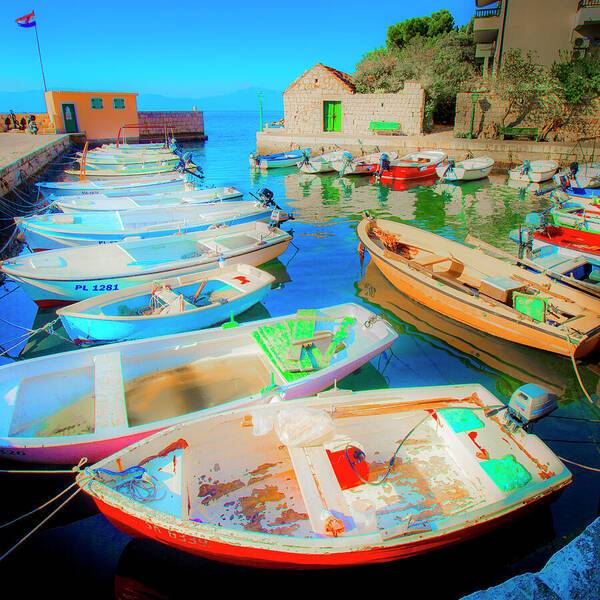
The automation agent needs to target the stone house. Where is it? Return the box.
[282,63,425,137]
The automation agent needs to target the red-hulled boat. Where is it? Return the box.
[378,150,447,181]
[534,225,600,256]
[78,385,570,569]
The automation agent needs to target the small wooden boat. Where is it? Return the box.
[77,384,570,568]
[249,149,311,170]
[378,151,447,181]
[560,187,600,202]
[297,151,346,174]
[554,162,600,189]
[357,216,600,357]
[101,142,169,152]
[358,260,568,396]
[82,148,177,162]
[56,264,275,344]
[509,160,558,183]
[466,234,600,299]
[540,205,600,237]
[0,303,397,463]
[64,162,191,178]
[80,156,180,170]
[330,152,399,176]
[1,221,291,306]
[508,227,600,260]
[16,201,282,251]
[36,174,197,198]
[436,157,494,182]
[52,187,243,213]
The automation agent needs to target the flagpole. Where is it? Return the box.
[33,22,47,92]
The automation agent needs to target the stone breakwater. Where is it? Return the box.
[0,133,71,195]
[138,111,207,142]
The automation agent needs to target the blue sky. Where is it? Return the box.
[4,1,473,98]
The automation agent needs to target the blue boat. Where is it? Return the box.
[249,148,311,169]
[16,201,282,250]
[56,264,275,344]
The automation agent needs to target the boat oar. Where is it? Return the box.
[193,280,208,302]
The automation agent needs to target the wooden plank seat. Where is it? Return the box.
[94,352,128,433]
[153,288,191,314]
[287,444,351,535]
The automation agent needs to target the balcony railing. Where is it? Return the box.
[475,6,501,18]
[579,0,600,8]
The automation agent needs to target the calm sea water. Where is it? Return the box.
[0,111,599,597]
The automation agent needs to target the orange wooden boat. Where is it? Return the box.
[357,216,600,357]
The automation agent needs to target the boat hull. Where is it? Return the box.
[10,240,289,306]
[0,304,397,463]
[54,188,243,212]
[36,177,190,198]
[509,170,556,183]
[59,286,270,344]
[369,253,597,357]
[19,210,273,251]
[436,165,493,182]
[90,488,564,569]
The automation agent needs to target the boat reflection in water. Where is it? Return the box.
[357,259,594,400]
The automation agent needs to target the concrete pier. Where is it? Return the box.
[256,128,599,168]
[0,132,72,194]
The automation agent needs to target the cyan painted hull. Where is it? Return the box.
[36,176,190,197]
[60,287,269,344]
[20,210,273,251]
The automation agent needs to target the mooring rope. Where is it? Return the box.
[566,331,596,407]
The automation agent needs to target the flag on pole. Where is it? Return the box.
[16,11,36,28]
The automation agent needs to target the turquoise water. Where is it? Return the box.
[1,111,599,597]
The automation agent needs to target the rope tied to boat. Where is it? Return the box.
[0,458,90,561]
[92,465,166,503]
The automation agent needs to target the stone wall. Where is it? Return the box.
[454,92,600,142]
[137,111,206,141]
[283,81,425,137]
[0,134,71,195]
[1,113,54,134]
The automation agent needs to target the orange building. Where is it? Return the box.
[44,90,139,141]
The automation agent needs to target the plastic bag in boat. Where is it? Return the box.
[275,407,335,447]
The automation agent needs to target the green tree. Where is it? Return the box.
[428,10,455,37]
[387,17,430,50]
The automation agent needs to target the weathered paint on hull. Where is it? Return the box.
[91,487,566,569]
[369,254,597,358]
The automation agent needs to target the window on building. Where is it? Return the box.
[113,97,126,110]
[91,97,103,110]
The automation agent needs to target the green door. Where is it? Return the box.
[323,101,342,132]
[61,103,79,133]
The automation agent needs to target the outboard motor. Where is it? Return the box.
[520,160,531,175]
[258,187,275,206]
[505,384,557,431]
[377,153,390,176]
[517,227,534,259]
[558,174,569,190]
[569,162,579,178]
